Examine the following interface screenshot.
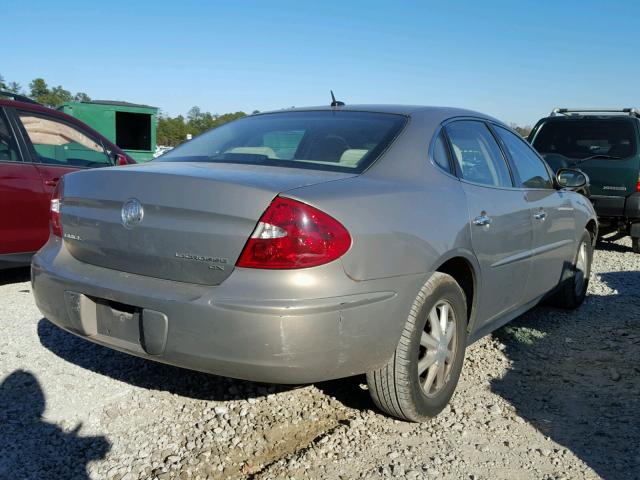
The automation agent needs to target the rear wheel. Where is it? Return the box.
[632,237,640,254]
[550,229,592,309]
[366,273,467,422]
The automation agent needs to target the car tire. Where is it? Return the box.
[366,272,467,422]
[632,237,640,254]
[549,229,593,309]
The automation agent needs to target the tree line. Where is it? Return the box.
[0,74,91,106]
[156,107,252,147]
[509,123,532,138]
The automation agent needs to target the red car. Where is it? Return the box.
[0,93,134,269]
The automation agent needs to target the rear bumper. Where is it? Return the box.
[31,238,426,384]
[590,195,625,218]
[591,193,640,221]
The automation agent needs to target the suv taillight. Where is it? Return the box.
[50,182,62,237]
[236,197,351,269]
[637,174,640,193]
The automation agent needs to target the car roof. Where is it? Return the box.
[533,114,640,132]
[258,104,500,123]
[540,114,637,121]
[537,111,640,124]
[0,97,60,114]
[75,99,156,108]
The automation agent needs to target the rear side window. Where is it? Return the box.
[0,111,21,162]
[432,132,452,173]
[494,126,553,189]
[446,121,513,188]
[531,119,637,159]
[157,111,408,173]
[18,112,111,167]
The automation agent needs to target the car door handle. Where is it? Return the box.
[473,213,492,226]
[44,178,59,187]
[534,211,547,220]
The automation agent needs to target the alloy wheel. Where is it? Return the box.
[418,300,457,397]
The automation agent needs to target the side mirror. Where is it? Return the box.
[115,153,130,166]
[106,149,131,166]
[556,168,588,189]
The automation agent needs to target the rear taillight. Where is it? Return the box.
[236,197,351,269]
[637,175,640,193]
[50,182,62,237]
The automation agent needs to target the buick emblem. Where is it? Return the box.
[121,198,144,229]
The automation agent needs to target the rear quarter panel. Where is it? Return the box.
[283,168,476,364]
[286,172,473,282]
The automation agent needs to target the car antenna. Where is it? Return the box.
[330,90,345,107]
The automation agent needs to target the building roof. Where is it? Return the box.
[61,100,158,110]
[88,100,156,108]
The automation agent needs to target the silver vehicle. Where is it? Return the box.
[32,105,596,421]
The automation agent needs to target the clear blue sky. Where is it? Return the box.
[3,0,639,125]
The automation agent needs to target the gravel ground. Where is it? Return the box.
[1,237,638,480]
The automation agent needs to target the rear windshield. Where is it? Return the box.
[157,110,407,172]
[531,119,637,159]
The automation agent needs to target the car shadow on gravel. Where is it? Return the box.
[596,239,635,254]
[36,318,296,401]
[0,267,30,286]
[37,315,377,412]
[0,370,110,478]
[491,270,640,480]
[315,375,374,411]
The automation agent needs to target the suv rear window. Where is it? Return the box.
[531,119,637,159]
[157,111,407,173]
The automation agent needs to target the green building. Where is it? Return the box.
[58,100,158,162]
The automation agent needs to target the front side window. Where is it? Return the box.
[494,125,553,189]
[531,119,637,159]
[0,111,20,162]
[18,112,111,167]
[446,120,513,188]
[157,111,408,173]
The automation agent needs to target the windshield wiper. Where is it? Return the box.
[572,154,622,165]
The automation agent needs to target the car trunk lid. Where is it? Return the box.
[60,162,355,285]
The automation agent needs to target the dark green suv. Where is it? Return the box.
[529,108,640,253]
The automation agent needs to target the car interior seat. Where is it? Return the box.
[306,135,349,162]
